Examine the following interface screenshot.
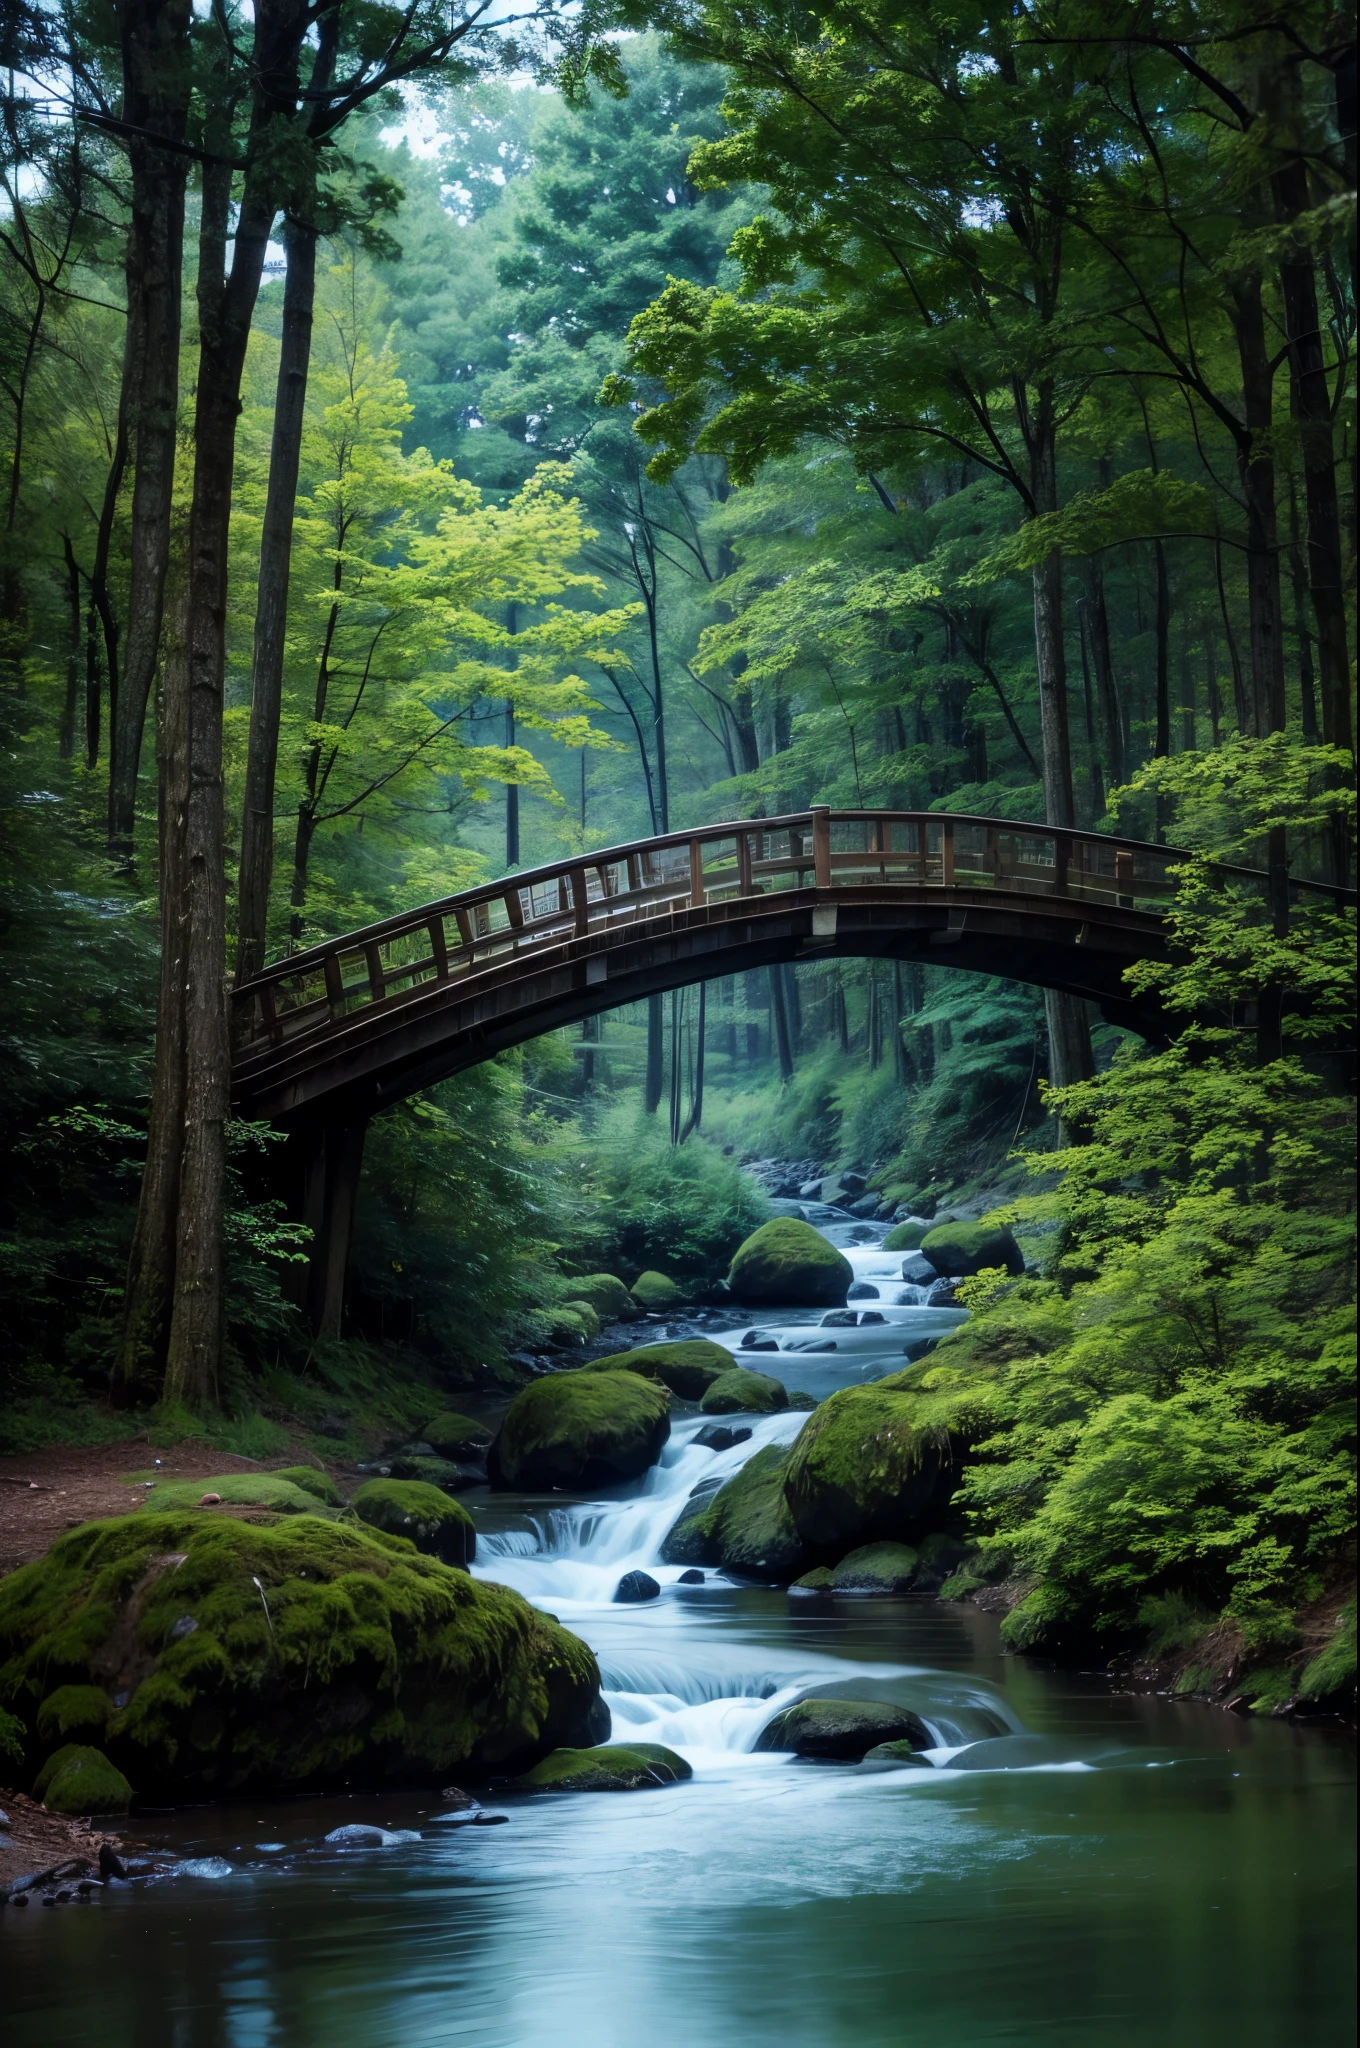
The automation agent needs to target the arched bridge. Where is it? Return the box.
[228,806,1319,1332]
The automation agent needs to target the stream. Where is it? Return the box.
[3,1218,1355,2045]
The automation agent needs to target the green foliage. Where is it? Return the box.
[36,1684,113,1746]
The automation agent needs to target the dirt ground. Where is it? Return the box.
[0,1789,138,1890]
[0,1435,346,1578]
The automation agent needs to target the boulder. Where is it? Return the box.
[421,1412,494,1463]
[273,1466,344,1508]
[630,1270,687,1309]
[754,1698,931,1760]
[694,1423,752,1452]
[727,1220,852,1308]
[899,1254,936,1285]
[135,1472,336,1517]
[661,1445,810,1583]
[558,1299,602,1339]
[544,1305,595,1347]
[830,1543,920,1595]
[782,1384,952,1551]
[699,1368,788,1416]
[882,1219,930,1252]
[33,1745,132,1815]
[924,1281,959,1308]
[677,1569,705,1585]
[847,1281,879,1301]
[384,1453,481,1491]
[490,1371,670,1491]
[565,1274,644,1324]
[352,1480,476,1566]
[614,1571,660,1604]
[0,1514,603,1803]
[847,1194,882,1218]
[786,1392,820,1412]
[920,1220,1023,1277]
[578,1339,732,1401]
[511,1743,692,1792]
[862,1741,932,1767]
[789,1567,835,1597]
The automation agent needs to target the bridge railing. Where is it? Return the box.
[227,808,1203,1060]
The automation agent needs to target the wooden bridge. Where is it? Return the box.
[229,806,1328,1332]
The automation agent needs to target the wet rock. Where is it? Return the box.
[694,1424,752,1452]
[830,1543,920,1595]
[439,1785,478,1808]
[579,1339,732,1401]
[511,1743,692,1792]
[677,1569,705,1585]
[899,1254,936,1285]
[490,1371,671,1491]
[920,1220,1023,1278]
[924,1280,959,1307]
[728,1220,852,1308]
[847,1282,879,1300]
[422,1412,494,1462]
[700,1367,788,1416]
[661,1444,811,1583]
[783,1383,954,1551]
[98,1844,128,1881]
[789,1567,835,1597]
[352,1479,476,1567]
[755,1698,931,1760]
[862,1741,932,1767]
[325,1824,421,1847]
[847,1194,882,1218]
[614,1571,661,1603]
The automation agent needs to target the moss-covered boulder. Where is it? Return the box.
[727,1220,852,1307]
[699,1367,788,1415]
[422,1412,494,1463]
[579,1339,732,1401]
[490,1371,670,1491]
[274,1466,344,1507]
[34,1743,133,1814]
[36,1683,113,1746]
[790,1567,835,1596]
[882,1219,930,1252]
[661,1445,810,1583]
[0,1513,603,1804]
[559,1298,602,1339]
[863,1740,932,1767]
[511,1742,692,1792]
[782,1385,951,1551]
[919,1219,1023,1277]
[567,1275,644,1324]
[136,1471,335,1516]
[629,1270,687,1309]
[754,1698,930,1760]
[545,1305,595,1346]
[352,1480,476,1566]
[830,1543,920,1595]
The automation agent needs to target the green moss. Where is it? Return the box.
[511,1742,692,1791]
[36,1683,112,1745]
[546,1306,594,1346]
[783,1385,951,1550]
[491,1371,670,1491]
[137,1472,336,1516]
[0,1512,601,1803]
[559,1299,602,1339]
[919,1220,1023,1277]
[863,1740,932,1767]
[33,1743,133,1814]
[422,1411,494,1461]
[699,1367,788,1416]
[727,1220,852,1307]
[0,1706,25,1771]
[882,1221,928,1252]
[274,1466,343,1507]
[579,1340,732,1400]
[830,1543,920,1594]
[661,1445,810,1583]
[630,1270,686,1309]
[754,1698,929,1759]
[1297,1600,1357,1705]
[791,1567,835,1593]
[566,1275,643,1323]
[352,1480,476,1566]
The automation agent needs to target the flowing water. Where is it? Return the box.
[3,1222,1354,2045]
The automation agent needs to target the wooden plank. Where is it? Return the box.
[813,806,832,889]
[736,831,753,895]
[452,904,473,948]
[942,819,955,886]
[504,886,525,931]
[323,952,345,1015]
[1055,835,1071,895]
[428,917,449,979]
[569,866,591,936]
[689,837,706,907]
[363,943,385,1001]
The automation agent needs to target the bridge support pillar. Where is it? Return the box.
[297,1120,368,1338]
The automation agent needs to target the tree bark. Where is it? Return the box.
[645,992,664,1114]
[107,0,192,856]
[234,215,318,986]
[679,981,706,1141]
[1227,268,1287,737]
[769,965,794,1082]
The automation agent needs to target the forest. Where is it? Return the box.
[0,0,1354,1716]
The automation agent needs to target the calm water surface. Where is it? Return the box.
[4,1243,1354,2045]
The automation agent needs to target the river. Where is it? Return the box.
[3,1223,1355,2045]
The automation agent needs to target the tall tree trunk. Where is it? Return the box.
[234,214,318,986]
[679,982,706,1141]
[1228,268,1287,736]
[1082,559,1125,787]
[669,988,683,1144]
[645,993,664,1114]
[60,534,81,757]
[108,0,192,857]
[769,965,794,1082]
[892,962,910,1084]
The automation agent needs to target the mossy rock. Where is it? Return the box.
[274,1465,343,1508]
[511,1742,692,1792]
[352,1480,476,1567]
[579,1339,732,1401]
[559,1299,602,1339]
[863,1740,932,1767]
[0,1513,602,1804]
[782,1385,951,1551]
[919,1220,1023,1277]
[1297,1600,1356,1707]
[787,1391,819,1412]
[754,1698,930,1760]
[567,1275,644,1324]
[490,1371,670,1491]
[699,1367,788,1416]
[661,1445,810,1583]
[137,1472,334,1516]
[34,1743,133,1815]
[790,1567,835,1595]
[422,1412,494,1462]
[830,1543,920,1595]
[546,1305,595,1346]
[384,1453,475,1491]
[36,1683,113,1746]
[630,1270,687,1309]
[882,1220,930,1252]
[727,1220,852,1308]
